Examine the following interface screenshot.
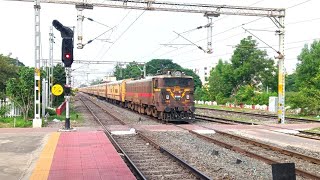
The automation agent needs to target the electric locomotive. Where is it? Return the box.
[79,70,195,123]
[125,70,195,122]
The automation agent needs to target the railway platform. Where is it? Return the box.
[0,128,135,180]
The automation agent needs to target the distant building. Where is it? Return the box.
[103,76,117,83]
[193,63,216,85]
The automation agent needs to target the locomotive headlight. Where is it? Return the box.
[186,94,190,100]
[166,95,170,100]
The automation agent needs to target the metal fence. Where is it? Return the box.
[0,98,21,117]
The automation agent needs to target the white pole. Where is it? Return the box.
[33,0,42,128]
[77,8,84,49]
[49,26,54,107]
[41,78,46,117]
[278,16,285,124]
[207,17,213,54]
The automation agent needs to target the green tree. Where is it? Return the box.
[6,67,34,120]
[146,59,202,88]
[286,73,298,92]
[0,54,21,99]
[208,59,234,101]
[114,62,142,80]
[291,41,320,114]
[207,37,277,104]
[146,59,181,75]
[113,59,202,89]
[194,87,206,101]
[230,36,277,93]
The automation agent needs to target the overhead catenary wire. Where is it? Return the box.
[94,10,132,61]
[170,32,246,60]
[286,0,312,9]
[149,0,314,62]
[173,31,206,53]
[156,17,264,58]
[138,0,266,62]
[84,17,111,28]
[98,10,146,60]
[242,27,280,54]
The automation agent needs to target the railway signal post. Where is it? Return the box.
[52,19,74,130]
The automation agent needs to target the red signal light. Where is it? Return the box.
[65,53,71,59]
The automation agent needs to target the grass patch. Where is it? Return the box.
[44,104,83,126]
[0,117,32,128]
[286,114,320,121]
[304,127,320,134]
[195,104,268,113]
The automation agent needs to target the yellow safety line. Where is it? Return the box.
[30,132,61,180]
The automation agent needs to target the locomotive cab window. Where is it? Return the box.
[164,78,191,87]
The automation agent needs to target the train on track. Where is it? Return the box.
[79,70,195,122]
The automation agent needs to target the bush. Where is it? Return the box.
[45,108,56,116]
[0,105,9,117]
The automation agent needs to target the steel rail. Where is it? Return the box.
[196,113,320,141]
[79,96,147,180]
[196,107,320,123]
[80,94,212,180]
[177,125,320,180]
[195,114,254,125]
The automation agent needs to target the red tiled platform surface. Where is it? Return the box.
[48,131,135,180]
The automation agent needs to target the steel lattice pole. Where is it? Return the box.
[33,0,42,127]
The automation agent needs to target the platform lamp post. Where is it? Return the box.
[52,20,74,130]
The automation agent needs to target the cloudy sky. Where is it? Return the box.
[0,0,318,86]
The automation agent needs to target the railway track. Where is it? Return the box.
[196,107,319,123]
[79,94,320,179]
[79,94,211,180]
[177,125,320,179]
[195,114,320,141]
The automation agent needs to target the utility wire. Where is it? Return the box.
[94,10,132,61]
[242,27,280,54]
[99,10,146,60]
[173,31,206,53]
[84,17,111,28]
[83,27,115,46]
[140,0,265,61]
[157,17,264,58]
[170,32,245,60]
[286,0,312,9]
[164,0,313,59]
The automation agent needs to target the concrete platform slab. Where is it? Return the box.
[199,124,320,152]
[0,130,51,180]
[234,129,320,152]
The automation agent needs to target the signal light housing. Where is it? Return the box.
[62,38,73,67]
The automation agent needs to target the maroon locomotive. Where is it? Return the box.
[80,70,195,122]
[125,70,195,122]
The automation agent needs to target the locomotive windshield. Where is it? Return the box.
[163,78,192,87]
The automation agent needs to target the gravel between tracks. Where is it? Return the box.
[205,133,320,178]
[144,131,273,180]
[95,98,162,125]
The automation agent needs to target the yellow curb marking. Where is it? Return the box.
[30,132,61,180]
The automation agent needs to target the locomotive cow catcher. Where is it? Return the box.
[80,70,195,123]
